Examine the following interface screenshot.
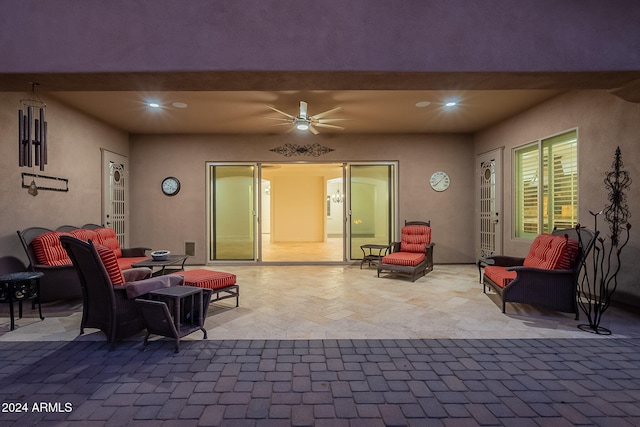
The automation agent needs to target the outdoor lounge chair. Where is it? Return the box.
[480,226,597,319]
[60,236,183,349]
[377,221,434,282]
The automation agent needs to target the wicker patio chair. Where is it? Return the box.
[377,221,434,282]
[481,226,597,319]
[17,227,83,302]
[60,236,183,349]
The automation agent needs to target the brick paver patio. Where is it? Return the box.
[1,338,639,426]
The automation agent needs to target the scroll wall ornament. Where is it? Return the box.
[18,83,48,171]
[270,143,334,157]
[578,146,632,335]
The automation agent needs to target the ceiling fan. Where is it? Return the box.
[264,101,345,134]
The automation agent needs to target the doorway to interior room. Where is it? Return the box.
[206,162,397,263]
[261,163,344,262]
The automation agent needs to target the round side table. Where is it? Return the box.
[0,271,45,330]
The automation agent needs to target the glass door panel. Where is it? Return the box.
[208,164,256,261]
[349,164,396,260]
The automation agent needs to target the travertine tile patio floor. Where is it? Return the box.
[2,264,639,342]
[1,264,639,426]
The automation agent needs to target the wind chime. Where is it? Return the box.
[18,83,48,196]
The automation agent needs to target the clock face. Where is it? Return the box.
[162,177,180,196]
[429,171,450,192]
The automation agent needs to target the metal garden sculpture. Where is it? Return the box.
[578,147,632,334]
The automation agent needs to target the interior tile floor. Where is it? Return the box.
[1,264,639,426]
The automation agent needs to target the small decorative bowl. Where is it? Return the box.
[150,250,170,261]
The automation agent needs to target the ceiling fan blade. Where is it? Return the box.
[267,105,295,119]
[261,116,293,122]
[317,118,349,123]
[309,125,320,135]
[314,123,345,130]
[299,101,308,119]
[269,122,294,127]
[310,106,342,120]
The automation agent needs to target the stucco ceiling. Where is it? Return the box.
[47,89,562,134]
[3,70,639,134]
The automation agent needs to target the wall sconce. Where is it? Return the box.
[18,83,48,171]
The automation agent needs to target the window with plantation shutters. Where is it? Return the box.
[514,130,578,238]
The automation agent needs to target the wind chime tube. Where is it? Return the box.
[43,120,47,166]
[26,106,32,167]
[18,109,24,166]
[37,107,46,170]
[34,117,40,167]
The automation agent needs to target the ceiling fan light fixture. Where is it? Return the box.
[295,119,310,130]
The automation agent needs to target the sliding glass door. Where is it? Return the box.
[348,163,396,260]
[207,164,257,261]
[207,162,396,263]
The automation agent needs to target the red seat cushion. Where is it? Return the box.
[175,269,237,290]
[382,252,425,267]
[32,231,72,266]
[399,224,431,253]
[523,234,577,270]
[95,244,125,285]
[484,266,516,288]
[94,227,122,258]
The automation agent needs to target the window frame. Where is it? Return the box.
[513,129,578,239]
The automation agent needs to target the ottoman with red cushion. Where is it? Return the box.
[172,269,239,307]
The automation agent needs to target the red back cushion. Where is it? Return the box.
[556,237,579,270]
[69,228,98,242]
[32,231,72,266]
[94,244,125,285]
[94,228,122,258]
[400,225,431,253]
[523,234,575,270]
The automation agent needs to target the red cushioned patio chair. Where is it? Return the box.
[481,226,597,319]
[377,221,435,282]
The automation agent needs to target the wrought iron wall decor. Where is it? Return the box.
[18,83,48,171]
[270,143,334,157]
[578,147,632,335]
[21,173,69,197]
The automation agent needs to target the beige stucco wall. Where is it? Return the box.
[474,90,640,306]
[129,132,475,265]
[0,93,129,265]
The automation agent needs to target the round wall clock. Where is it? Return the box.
[429,171,450,192]
[161,176,181,196]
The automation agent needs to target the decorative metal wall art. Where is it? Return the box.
[270,143,334,157]
[21,173,69,196]
[18,83,48,171]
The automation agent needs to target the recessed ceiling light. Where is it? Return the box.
[444,100,458,108]
[172,102,188,109]
[415,101,431,108]
[147,102,161,108]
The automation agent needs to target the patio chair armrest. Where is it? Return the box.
[122,267,152,282]
[485,255,525,267]
[124,274,184,299]
[389,242,401,253]
[508,266,573,275]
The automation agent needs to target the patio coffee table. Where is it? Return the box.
[132,254,189,276]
